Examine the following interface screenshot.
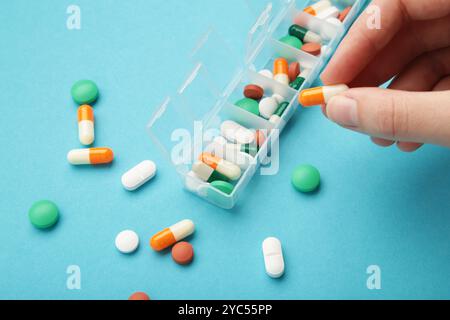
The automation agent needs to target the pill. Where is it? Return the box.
[209,137,254,170]
[258,69,273,79]
[28,200,59,229]
[290,69,310,90]
[288,62,300,83]
[339,6,352,21]
[288,24,322,44]
[150,219,195,251]
[269,102,289,125]
[303,0,331,16]
[255,130,266,148]
[244,84,264,100]
[326,17,343,27]
[172,242,194,265]
[259,97,279,119]
[271,94,285,105]
[67,147,114,165]
[316,6,340,20]
[301,42,321,56]
[200,152,241,181]
[77,105,94,146]
[71,80,99,105]
[235,98,260,116]
[221,120,255,145]
[299,84,349,106]
[211,180,235,195]
[121,160,156,191]
[129,292,150,300]
[262,237,285,278]
[273,58,289,86]
[192,161,230,183]
[291,164,320,193]
[115,230,139,254]
[214,136,258,157]
[279,35,302,50]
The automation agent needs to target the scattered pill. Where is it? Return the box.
[150,219,195,251]
[258,69,273,79]
[192,161,230,183]
[259,97,279,119]
[244,84,264,100]
[129,292,150,300]
[171,242,194,265]
[235,98,260,116]
[291,164,321,193]
[316,6,340,20]
[28,200,59,229]
[115,230,139,254]
[303,0,331,16]
[273,58,290,86]
[221,120,255,145]
[77,105,94,146]
[299,84,349,106]
[339,6,352,21]
[71,80,99,105]
[262,237,285,278]
[301,42,321,56]
[67,147,114,165]
[288,24,322,44]
[200,152,241,181]
[121,160,156,191]
[269,102,289,125]
[271,94,285,105]
[279,35,303,49]
[288,62,300,82]
[211,180,235,195]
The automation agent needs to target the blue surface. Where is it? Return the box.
[1,0,449,300]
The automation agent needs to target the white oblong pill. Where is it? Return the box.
[259,97,279,119]
[316,6,340,20]
[121,160,156,191]
[262,237,285,278]
[221,120,255,145]
[115,230,139,254]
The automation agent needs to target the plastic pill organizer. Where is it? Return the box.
[147,0,368,209]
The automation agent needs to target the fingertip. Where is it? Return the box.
[371,137,395,147]
[396,142,423,152]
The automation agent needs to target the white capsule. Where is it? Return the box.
[323,84,350,102]
[121,160,156,191]
[258,69,273,79]
[200,152,242,181]
[221,120,255,145]
[316,6,340,20]
[170,219,195,242]
[192,161,215,182]
[262,237,285,278]
[304,31,323,44]
[77,105,94,146]
[274,74,290,86]
[326,17,343,27]
[259,97,279,119]
[271,94,285,105]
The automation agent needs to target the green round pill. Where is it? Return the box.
[279,35,303,49]
[291,165,320,193]
[28,200,59,229]
[235,98,260,116]
[211,180,234,195]
[71,80,99,105]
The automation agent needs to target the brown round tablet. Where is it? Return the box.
[244,84,264,100]
[339,6,352,22]
[171,242,194,265]
[301,43,321,56]
[129,292,150,300]
[288,62,300,82]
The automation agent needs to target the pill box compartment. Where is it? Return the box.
[147,0,368,209]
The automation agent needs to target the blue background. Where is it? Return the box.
[0,0,449,300]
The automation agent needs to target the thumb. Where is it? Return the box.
[325,88,450,147]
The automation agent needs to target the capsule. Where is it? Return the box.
[150,219,194,251]
[199,152,241,181]
[192,161,230,183]
[273,58,289,86]
[288,24,322,44]
[299,84,349,107]
[290,69,310,90]
[269,102,289,125]
[303,0,331,16]
[208,137,254,170]
[316,6,340,20]
[77,105,94,145]
[67,147,114,165]
[221,120,255,145]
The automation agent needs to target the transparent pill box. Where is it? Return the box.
[147,0,368,209]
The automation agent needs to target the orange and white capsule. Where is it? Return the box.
[299,84,349,107]
[77,105,94,145]
[67,147,114,165]
[200,152,241,181]
[150,219,195,251]
[303,0,331,16]
[273,58,290,86]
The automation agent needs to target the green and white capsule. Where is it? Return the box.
[289,24,322,44]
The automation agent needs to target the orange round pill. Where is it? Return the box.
[339,6,352,22]
[288,62,300,83]
[171,242,194,265]
[244,84,264,100]
[129,292,150,300]
[301,43,321,56]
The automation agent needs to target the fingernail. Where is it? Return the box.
[326,95,359,127]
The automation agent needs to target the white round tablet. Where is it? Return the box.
[115,230,139,254]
